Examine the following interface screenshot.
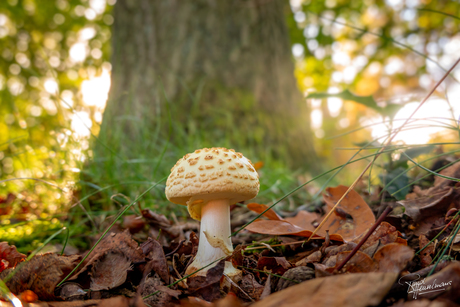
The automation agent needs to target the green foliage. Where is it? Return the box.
[0,218,63,253]
[307,89,404,118]
[378,145,435,200]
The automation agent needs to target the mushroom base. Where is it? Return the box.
[185,199,236,277]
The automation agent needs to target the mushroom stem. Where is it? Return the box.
[185,199,234,276]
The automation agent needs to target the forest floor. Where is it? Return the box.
[1,160,460,307]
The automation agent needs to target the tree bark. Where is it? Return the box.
[98,0,318,170]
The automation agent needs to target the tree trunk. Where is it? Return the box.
[97,0,318,171]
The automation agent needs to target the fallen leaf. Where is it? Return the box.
[187,259,225,302]
[284,210,321,230]
[70,230,144,284]
[332,251,377,273]
[374,243,414,273]
[260,274,271,299]
[276,266,314,291]
[433,161,460,189]
[97,295,146,307]
[239,273,264,301]
[398,188,454,222]
[322,185,376,241]
[253,161,264,171]
[247,203,283,221]
[0,242,26,272]
[18,290,38,303]
[181,295,244,307]
[257,257,291,275]
[245,219,343,242]
[246,185,375,242]
[407,262,460,302]
[142,277,176,307]
[140,238,170,283]
[90,251,132,291]
[392,298,459,307]
[154,284,182,299]
[181,296,213,307]
[250,272,398,307]
[353,221,402,250]
[59,282,86,300]
[142,209,172,229]
[419,235,435,268]
[0,253,81,300]
[123,215,146,234]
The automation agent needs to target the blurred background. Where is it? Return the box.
[0,0,459,251]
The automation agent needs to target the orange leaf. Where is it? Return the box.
[374,243,414,273]
[247,203,283,221]
[245,219,343,242]
[253,161,264,171]
[322,185,376,241]
[285,210,321,230]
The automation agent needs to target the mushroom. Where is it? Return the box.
[165,147,259,282]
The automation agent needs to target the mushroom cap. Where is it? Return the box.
[166,147,260,220]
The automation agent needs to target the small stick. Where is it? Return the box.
[165,240,185,257]
[334,206,392,273]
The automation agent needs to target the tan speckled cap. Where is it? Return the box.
[165,147,260,220]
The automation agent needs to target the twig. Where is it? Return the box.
[165,240,185,257]
[334,206,392,273]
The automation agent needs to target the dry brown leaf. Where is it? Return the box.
[240,273,264,301]
[284,210,321,230]
[353,221,402,250]
[407,262,460,302]
[154,284,182,299]
[392,299,459,307]
[419,235,435,268]
[374,243,414,273]
[90,251,132,291]
[0,253,81,300]
[123,215,146,234]
[260,274,271,300]
[276,267,314,291]
[397,162,460,234]
[59,282,86,300]
[0,242,26,272]
[322,185,376,241]
[247,203,283,221]
[142,209,172,228]
[332,251,377,273]
[257,257,292,275]
[142,277,176,307]
[434,161,460,189]
[97,295,146,307]
[140,238,170,284]
[251,272,398,307]
[246,185,375,242]
[181,296,213,307]
[245,219,343,241]
[181,295,244,307]
[187,259,225,302]
[398,188,454,222]
[70,230,144,283]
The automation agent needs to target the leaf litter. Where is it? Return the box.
[1,162,460,306]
